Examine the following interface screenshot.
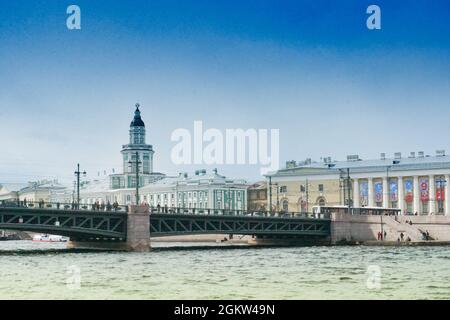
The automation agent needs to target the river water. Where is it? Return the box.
[0,240,449,299]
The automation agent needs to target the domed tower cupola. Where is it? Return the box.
[130,103,145,127]
[129,103,146,145]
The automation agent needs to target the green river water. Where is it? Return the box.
[0,241,449,299]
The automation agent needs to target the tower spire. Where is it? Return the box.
[130,103,145,127]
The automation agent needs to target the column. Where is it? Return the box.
[398,176,404,215]
[429,175,435,215]
[382,177,389,208]
[353,179,360,207]
[368,177,374,207]
[413,175,420,215]
[445,174,450,216]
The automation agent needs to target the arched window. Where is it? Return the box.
[317,197,326,206]
[298,198,307,213]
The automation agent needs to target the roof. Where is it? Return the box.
[248,181,267,190]
[272,154,450,177]
[79,177,111,193]
[140,170,248,191]
[18,180,67,193]
[0,183,27,194]
[130,104,145,127]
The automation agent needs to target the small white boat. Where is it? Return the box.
[32,234,69,242]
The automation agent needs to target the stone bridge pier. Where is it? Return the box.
[67,205,150,252]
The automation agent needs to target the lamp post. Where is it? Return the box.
[386,160,400,209]
[273,182,279,212]
[128,151,142,205]
[74,163,86,209]
[268,175,273,214]
[330,165,351,214]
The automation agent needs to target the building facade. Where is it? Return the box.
[268,151,450,216]
[140,169,248,210]
[247,182,267,211]
[0,184,20,203]
[18,180,67,203]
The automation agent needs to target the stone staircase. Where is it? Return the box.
[382,216,425,241]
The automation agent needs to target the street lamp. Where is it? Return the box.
[386,160,400,208]
[74,163,86,209]
[273,182,279,212]
[328,164,351,214]
[128,151,142,205]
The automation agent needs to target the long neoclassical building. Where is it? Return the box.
[268,151,450,215]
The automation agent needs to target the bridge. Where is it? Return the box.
[0,202,331,251]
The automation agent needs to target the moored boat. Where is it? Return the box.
[32,234,69,242]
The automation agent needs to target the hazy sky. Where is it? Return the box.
[1,0,450,186]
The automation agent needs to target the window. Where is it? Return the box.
[279,186,287,193]
[318,184,324,192]
[282,200,289,212]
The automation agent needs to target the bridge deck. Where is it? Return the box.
[0,205,331,241]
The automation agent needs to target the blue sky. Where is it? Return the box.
[1,0,450,185]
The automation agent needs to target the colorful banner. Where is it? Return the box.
[436,178,445,201]
[405,179,413,203]
[389,180,398,201]
[374,181,383,203]
[360,181,368,206]
[420,178,429,202]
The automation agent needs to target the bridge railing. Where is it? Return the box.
[0,200,330,219]
[149,206,330,219]
[0,200,129,213]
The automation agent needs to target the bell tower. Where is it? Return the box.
[121,103,154,176]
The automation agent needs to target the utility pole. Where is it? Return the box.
[74,163,86,209]
[347,168,351,214]
[275,183,279,212]
[129,151,142,205]
[305,178,309,213]
[268,176,272,214]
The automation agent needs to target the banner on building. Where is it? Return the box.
[360,181,368,206]
[374,181,383,203]
[436,179,445,201]
[420,178,429,202]
[405,179,413,203]
[389,180,398,201]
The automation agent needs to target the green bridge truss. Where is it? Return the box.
[0,207,331,241]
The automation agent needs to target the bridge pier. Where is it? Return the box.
[67,205,150,252]
[124,205,151,252]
